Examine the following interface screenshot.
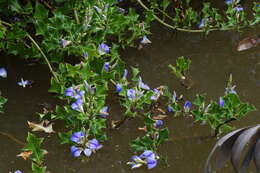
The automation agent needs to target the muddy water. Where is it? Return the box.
[0,26,260,173]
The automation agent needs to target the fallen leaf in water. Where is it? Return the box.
[236,37,259,51]
[111,120,120,129]
[17,151,32,160]
[138,126,147,132]
[157,108,166,114]
[28,121,55,133]
[153,115,168,120]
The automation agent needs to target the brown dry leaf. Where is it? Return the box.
[157,108,166,114]
[153,114,168,120]
[28,121,55,133]
[111,120,120,129]
[138,126,147,132]
[17,151,32,160]
[43,107,49,114]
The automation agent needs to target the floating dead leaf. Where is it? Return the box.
[17,151,32,160]
[138,126,147,132]
[111,120,120,129]
[28,121,55,133]
[153,114,168,120]
[236,36,260,51]
[157,108,166,114]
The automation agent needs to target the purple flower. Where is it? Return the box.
[71,99,84,112]
[140,36,152,44]
[172,91,177,102]
[198,19,205,29]
[154,120,163,128]
[13,17,20,22]
[138,77,150,90]
[127,89,136,100]
[70,131,85,144]
[0,67,7,78]
[116,83,122,93]
[123,69,128,79]
[98,43,110,55]
[65,87,75,97]
[17,78,32,88]
[140,150,155,160]
[225,85,236,94]
[225,0,234,5]
[147,157,157,169]
[184,101,192,112]
[117,7,126,14]
[14,171,22,173]
[128,156,144,169]
[88,138,102,150]
[219,97,225,107]
[74,90,85,99]
[235,6,243,12]
[71,146,82,157]
[93,6,102,13]
[83,52,88,59]
[100,106,109,118]
[104,62,110,72]
[167,105,174,113]
[150,89,160,100]
[60,39,71,48]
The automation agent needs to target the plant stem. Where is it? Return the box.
[74,9,80,24]
[136,0,248,33]
[26,34,59,82]
[214,118,237,137]
[0,131,26,146]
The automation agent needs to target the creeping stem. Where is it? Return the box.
[0,20,59,82]
[26,34,59,82]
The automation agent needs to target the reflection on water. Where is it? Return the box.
[0,25,259,172]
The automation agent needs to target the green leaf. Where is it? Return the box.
[32,162,46,173]
[34,2,48,20]
[157,128,169,145]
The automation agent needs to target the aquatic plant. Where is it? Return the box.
[168,56,191,80]
[190,75,256,136]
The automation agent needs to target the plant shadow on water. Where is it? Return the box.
[0,25,260,172]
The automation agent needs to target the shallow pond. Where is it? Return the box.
[0,25,259,173]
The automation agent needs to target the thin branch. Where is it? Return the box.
[26,34,59,82]
[0,131,26,146]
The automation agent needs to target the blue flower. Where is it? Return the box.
[225,85,236,94]
[60,39,71,48]
[150,89,160,100]
[14,170,22,173]
[17,78,32,88]
[172,91,177,102]
[93,6,102,14]
[138,77,150,90]
[147,157,157,169]
[88,138,102,150]
[64,87,75,97]
[235,6,243,12]
[128,155,144,169]
[70,146,83,157]
[116,83,122,93]
[198,19,205,29]
[140,150,155,159]
[167,105,174,113]
[154,120,163,128]
[0,67,7,78]
[98,43,110,55]
[140,36,152,44]
[100,106,109,118]
[70,131,85,144]
[225,0,234,5]
[123,69,128,79]
[127,89,136,100]
[104,62,110,72]
[71,99,84,112]
[117,7,126,14]
[219,97,225,107]
[73,90,85,100]
[83,52,88,59]
[184,101,192,112]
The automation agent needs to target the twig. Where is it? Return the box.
[26,34,59,82]
[0,131,26,146]
[214,118,237,137]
